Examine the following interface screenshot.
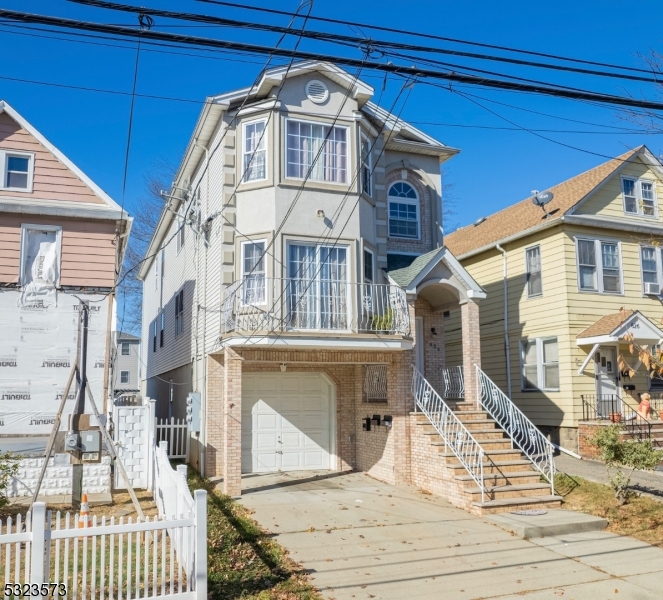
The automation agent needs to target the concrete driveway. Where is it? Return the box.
[238,471,663,600]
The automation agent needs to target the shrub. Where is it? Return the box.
[0,452,19,508]
[591,425,663,505]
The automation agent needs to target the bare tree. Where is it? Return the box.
[116,161,173,335]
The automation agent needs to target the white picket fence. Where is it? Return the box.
[155,420,188,461]
[0,441,207,598]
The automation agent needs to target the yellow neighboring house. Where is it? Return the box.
[444,145,663,452]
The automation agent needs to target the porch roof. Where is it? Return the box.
[576,310,663,345]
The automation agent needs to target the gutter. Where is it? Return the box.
[495,244,513,399]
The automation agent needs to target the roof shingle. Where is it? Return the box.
[444,147,642,258]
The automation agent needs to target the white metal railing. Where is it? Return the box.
[412,366,486,502]
[221,277,410,336]
[442,366,464,398]
[476,365,555,492]
[0,492,207,598]
[156,419,189,459]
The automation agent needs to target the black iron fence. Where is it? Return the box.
[581,394,652,440]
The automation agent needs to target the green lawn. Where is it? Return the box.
[187,472,322,600]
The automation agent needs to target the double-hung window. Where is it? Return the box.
[576,238,622,294]
[242,119,267,183]
[525,245,542,297]
[176,207,185,253]
[622,177,657,217]
[286,119,347,183]
[120,371,130,384]
[641,245,663,295]
[241,241,266,305]
[287,243,348,330]
[121,342,130,356]
[152,321,157,352]
[360,133,372,196]
[175,289,184,336]
[0,151,33,191]
[160,311,165,348]
[521,337,559,391]
[388,182,419,239]
[363,248,374,284]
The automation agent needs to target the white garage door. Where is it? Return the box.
[241,373,333,473]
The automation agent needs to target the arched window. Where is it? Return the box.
[388,181,419,239]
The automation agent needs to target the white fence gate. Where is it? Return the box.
[155,420,188,460]
[0,441,207,599]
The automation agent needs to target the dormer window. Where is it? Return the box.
[622,177,657,217]
[1,151,33,191]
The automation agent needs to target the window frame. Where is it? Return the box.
[621,175,658,218]
[241,117,268,184]
[19,223,62,287]
[363,247,374,284]
[120,370,130,384]
[575,237,623,295]
[360,131,372,197]
[640,244,663,295]
[152,320,157,352]
[121,342,130,356]
[0,150,34,192]
[176,207,185,254]
[520,337,560,392]
[159,311,165,348]
[524,244,542,298]
[284,117,350,186]
[175,289,184,336]
[240,239,267,306]
[388,180,420,240]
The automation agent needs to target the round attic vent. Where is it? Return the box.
[305,79,329,104]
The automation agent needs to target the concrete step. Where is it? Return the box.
[445,402,481,411]
[473,495,563,515]
[452,411,492,421]
[447,459,533,475]
[439,448,524,463]
[455,470,542,488]
[464,482,553,502]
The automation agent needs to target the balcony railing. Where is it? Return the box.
[220,277,410,336]
[581,394,652,440]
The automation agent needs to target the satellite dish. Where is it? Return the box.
[531,190,554,218]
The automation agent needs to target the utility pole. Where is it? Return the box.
[71,301,89,511]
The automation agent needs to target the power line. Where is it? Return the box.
[195,0,654,76]
[69,0,663,85]
[3,8,663,111]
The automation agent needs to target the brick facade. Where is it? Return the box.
[385,168,434,254]
[461,299,481,406]
[578,422,603,460]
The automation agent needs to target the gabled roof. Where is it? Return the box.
[576,310,663,345]
[0,100,126,216]
[117,331,140,341]
[444,147,646,259]
[386,246,485,298]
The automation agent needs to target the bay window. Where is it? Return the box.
[360,133,372,196]
[241,240,266,304]
[576,238,622,294]
[286,119,347,183]
[287,243,348,329]
[242,119,267,183]
[521,337,559,391]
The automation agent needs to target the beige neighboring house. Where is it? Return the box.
[139,61,563,515]
[444,146,663,452]
[112,332,141,400]
[0,100,130,437]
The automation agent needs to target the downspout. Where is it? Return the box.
[495,244,513,399]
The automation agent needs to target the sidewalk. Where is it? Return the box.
[556,454,663,500]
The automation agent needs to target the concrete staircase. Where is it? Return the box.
[620,419,663,447]
[412,400,562,515]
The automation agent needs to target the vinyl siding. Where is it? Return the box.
[575,157,663,223]
[113,340,140,391]
[0,214,117,286]
[0,112,104,204]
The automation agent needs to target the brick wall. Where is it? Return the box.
[578,422,604,460]
[461,299,481,405]
[415,298,446,394]
[385,168,434,255]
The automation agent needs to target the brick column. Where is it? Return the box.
[205,354,224,478]
[222,347,243,497]
[461,299,481,407]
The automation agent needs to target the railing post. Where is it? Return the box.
[194,489,208,600]
[147,398,157,492]
[30,502,46,584]
[177,464,188,516]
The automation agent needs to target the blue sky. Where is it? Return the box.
[2,0,663,232]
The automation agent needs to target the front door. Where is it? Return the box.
[596,346,619,417]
